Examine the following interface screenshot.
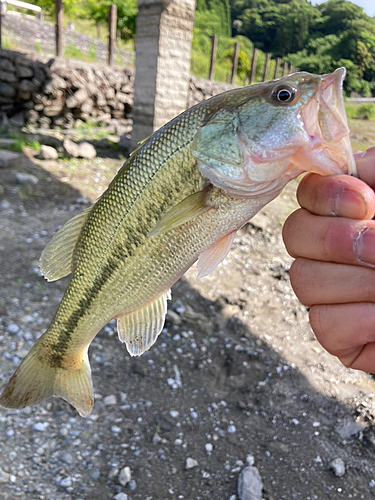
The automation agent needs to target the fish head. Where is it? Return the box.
[193,68,355,198]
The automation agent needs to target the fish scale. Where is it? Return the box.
[0,68,355,416]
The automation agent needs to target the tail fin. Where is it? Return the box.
[0,345,94,418]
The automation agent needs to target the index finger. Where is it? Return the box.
[297,173,375,220]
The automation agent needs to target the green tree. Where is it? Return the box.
[84,0,137,39]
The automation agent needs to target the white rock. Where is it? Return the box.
[0,468,10,483]
[114,493,128,500]
[170,410,179,418]
[186,458,199,469]
[118,466,131,486]
[246,454,255,466]
[205,443,213,454]
[238,466,263,500]
[228,425,236,433]
[329,458,346,477]
[103,394,117,405]
[41,144,58,160]
[60,476,72,487]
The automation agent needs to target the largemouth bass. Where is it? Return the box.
[0,68,355,417]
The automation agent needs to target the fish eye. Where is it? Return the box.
[271,85,297,105]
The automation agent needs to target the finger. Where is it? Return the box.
[282,209,375,267]
[297,173,375,219]
[289,258,375,306]
[309,303,375,373]
[354,146,375,190]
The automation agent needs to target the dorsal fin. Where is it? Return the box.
[39,206,92,282]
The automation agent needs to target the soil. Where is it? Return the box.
[1,131,375,500]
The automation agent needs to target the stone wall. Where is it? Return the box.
[0,48,238,135]
[0,49,134,135]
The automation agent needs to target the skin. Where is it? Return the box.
[282,146,375,374]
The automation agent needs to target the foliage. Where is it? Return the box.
[83,0,137,40]
[355,103,375,120]
[196,0,231,37]
[228,0,375,96]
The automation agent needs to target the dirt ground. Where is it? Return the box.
[1,125,375,500]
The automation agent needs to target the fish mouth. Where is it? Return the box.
[293,67,356,177]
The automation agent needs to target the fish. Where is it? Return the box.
[0,67,356,417]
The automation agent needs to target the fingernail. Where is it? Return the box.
[355,227,375,266]
[334,189,367,219]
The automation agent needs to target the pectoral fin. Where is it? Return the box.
[40,206,92,282]
[117,291,171,356]
[197,230,236,279]
[148,190,213,238]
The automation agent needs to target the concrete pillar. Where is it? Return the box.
[131,0,196,148]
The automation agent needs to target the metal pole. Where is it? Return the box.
[249,48,258,84]
[208,34,218,81]
[55,0,63,57]
[262,53,271,82]
[273,57,280,79]
[108,4,117,66]
[230,42,239,85]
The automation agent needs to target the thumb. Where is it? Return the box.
[354,147,375,189]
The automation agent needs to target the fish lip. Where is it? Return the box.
[298,68,356,177]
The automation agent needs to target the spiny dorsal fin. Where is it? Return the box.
[197,230,236,279]
[117,290,171,356]
[39,206,92,282]
[148,190,213,238]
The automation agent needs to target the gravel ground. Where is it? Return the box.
[1,141,375,500]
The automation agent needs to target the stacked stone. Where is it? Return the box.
[0,49,134,133]
[187,76,236,108]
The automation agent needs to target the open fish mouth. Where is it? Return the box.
[296,67,357,177]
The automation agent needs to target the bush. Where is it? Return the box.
[356,103,375,120]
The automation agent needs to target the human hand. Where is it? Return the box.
[282,147,375,373]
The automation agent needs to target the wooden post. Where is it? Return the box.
[262,53,271,82]
[282,61,289,76]
[96,22,101,39]
[209,34,218,81]
[273,57,280,79]
[290,64,295,73]
[249,48,258,84]
[230,42,240,85]
[108,4,117,66]
[55,0,63,57]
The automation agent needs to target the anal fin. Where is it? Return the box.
[40,205,92,282]
[197,230,236,279]
[117,291,171,356]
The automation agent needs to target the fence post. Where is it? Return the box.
[262,53,271,82]
[108,4,117,66]
[0,1,4,50]
[209,34,218,81]
[249,48,258,84]
[230,42,239,85]
[273,57,280,79]
[282,61,289,76]
[55,0,63,57]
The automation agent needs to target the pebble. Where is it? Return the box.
[246,454,255,466]
[40,144,58,160]
[32,422,49,432]
[59,452,74,465]
[0,468,10,483]
[128,479,137,490]
[205,443,213,454]
[7,323,19,334]
[15,172,39,185]
[114,493,128,500]
[0,149,20,168]
[167,310,182,325]
[228,425,237,433]
[186,458,199,469]
[118,466,131,486]
[60,476,72,488]
[329,458,346,477]
[103,394,117,405]
[238,466,263,500]
[170,410,179,418]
